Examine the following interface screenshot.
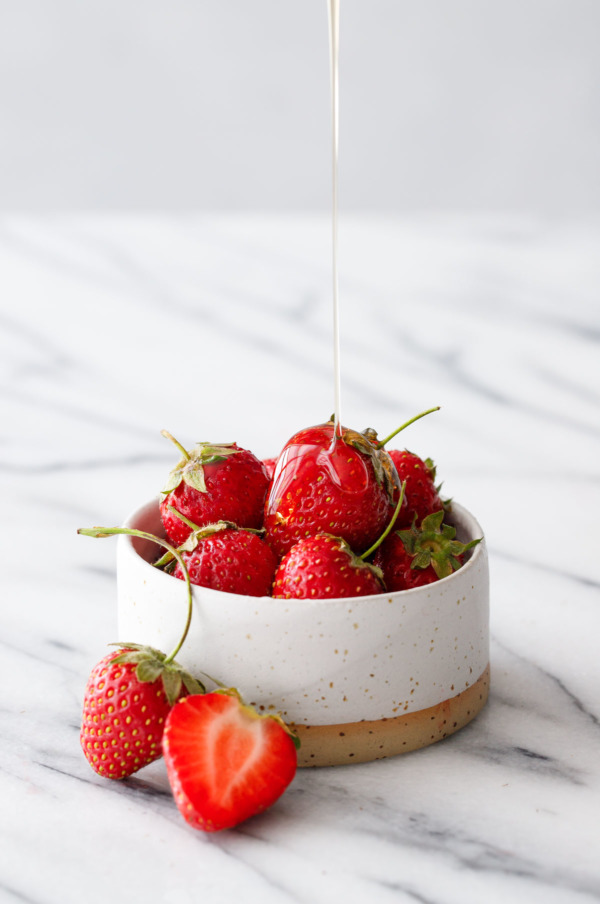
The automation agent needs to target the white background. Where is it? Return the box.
[1,0,599,211]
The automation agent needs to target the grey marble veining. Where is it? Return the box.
[1,214,599,904]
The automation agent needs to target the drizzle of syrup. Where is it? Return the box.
[328,0,342,439]
[264,422,398,557]
[266,6,366,535]
[268,426,369,512]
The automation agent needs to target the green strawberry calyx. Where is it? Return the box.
[354,407,441,504]
[327,420,400,504]
[160,430,240,495]
[153,507,264,572]
[109,643,206,705]
[397,511,481,579]
[317,533,384,584]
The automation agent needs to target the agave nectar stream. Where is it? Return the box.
[265,1,354,508]
[329,0,342,443]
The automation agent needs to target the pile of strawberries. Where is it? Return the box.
[157,418,478,600]
[78,413,480,834]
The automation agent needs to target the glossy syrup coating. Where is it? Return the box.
[172,529,278,597]
[273,533,384,600]
[160,445,269,546]
[264,422,401,558]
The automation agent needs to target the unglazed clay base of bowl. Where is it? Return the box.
[117,501,489,767]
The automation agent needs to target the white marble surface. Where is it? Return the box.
[2,214,599,903]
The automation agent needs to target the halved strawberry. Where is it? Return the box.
[162,691,298,832]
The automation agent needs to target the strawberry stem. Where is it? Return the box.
[376,407,441,448]
[166,505,202,532]
[77,526,193,665]
[161,429,191,462]
[360,480,406,560]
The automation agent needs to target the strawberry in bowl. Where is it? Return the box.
[264,419,402,558]
[80,411,488,769]
[159,431,269,546]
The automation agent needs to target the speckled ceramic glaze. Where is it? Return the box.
[117,500,489,765]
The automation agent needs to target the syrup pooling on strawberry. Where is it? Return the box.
[272,436,369,495]
[264,421,401,558]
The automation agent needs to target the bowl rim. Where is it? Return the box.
[121,497,486,606]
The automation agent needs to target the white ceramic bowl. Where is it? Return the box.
[117,500,489,766]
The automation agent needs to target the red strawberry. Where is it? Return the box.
[160,432,269,545]
[80,645,205,780]
[273,532,384,599]
[372,511,481,591]
[387,450,443,528]
[165,521,278,597]
[163,690,298,832]
[264,420,401,558]
[262,457,277,480]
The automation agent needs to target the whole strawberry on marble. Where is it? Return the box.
[160,431,269,546]
[80,644,205,780]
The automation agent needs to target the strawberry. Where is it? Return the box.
[387,449,443,528]
[273,532,384,599]
[80,644,205,780]
[163,690,298,832]
[372,511,481,591]
[264,420,401,558]
[161,519,278,597]
[160,432,269,546]
[78,524,208,780]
